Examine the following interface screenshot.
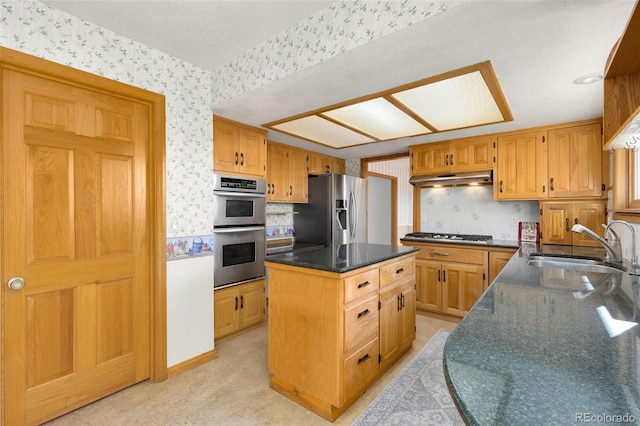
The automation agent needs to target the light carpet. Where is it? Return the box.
[352,329,465,425]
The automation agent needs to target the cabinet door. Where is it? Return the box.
[214,287,240,339]
[267,143,289,202]
[410,142,449,175]
[397,279,416,351]
[488,250,517,286]
[213,120,240,174]
[308,152,328,175]
[441,263,484,317]
[540,202,573,245]
[495,131,547,199]
[332,158,346,175]
[450,136,493,171]
[548,123,602,198]
[415,259,441,312]
[379,285,400,368]
[288,148,309,203]
[239,280,265,328]
[238,129,266,177]
[572,201,607,247]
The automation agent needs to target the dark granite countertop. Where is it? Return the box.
[443,245,640,425]
[264,243,419,273]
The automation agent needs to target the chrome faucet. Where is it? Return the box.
[605,220,639,274]
[571,224,620,264]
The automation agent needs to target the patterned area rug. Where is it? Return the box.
[353,329,465,425]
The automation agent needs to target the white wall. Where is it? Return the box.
[368,157,413,237]
[368,175,392,244]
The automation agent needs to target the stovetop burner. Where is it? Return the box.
[404,232,493,244]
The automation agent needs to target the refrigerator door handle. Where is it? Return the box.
[349,190,356,240]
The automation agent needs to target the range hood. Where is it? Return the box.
[409,170,493,187]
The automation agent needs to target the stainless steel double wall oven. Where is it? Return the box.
[213,174,266,289]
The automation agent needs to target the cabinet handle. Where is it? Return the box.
[575,218,579,224]
[234,152,239,165]
[289,185,293,196]
[396,267,405,274]
[445,154,449,166]
[499,180,504,193]
[450,154,453,166]
[240,152,244,166]
[357,281,370,289]
[443,270,447,282]
[550,177,554,191]
[357,308,370,319]
[240,295,244,309]
[437,270,441,282]
[401,293,405,309]
[433,252,449,257]
[271,184,275,194]
[357,353,371,364]
[565,218,570,232]
[397,295,401,311]
[235,296,238,310]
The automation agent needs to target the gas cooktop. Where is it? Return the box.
[403,232,493,244]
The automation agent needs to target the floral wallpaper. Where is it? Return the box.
[0,0,213,239]
[420,186,539,240]
[211,0,466,104]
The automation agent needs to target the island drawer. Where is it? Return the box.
[344,337,380,402]
[344,294,379,354]
[344,269,379,303]
[380,256,415,288]
[417,245,485,264]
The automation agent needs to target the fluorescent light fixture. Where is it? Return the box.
[263,61,512,149]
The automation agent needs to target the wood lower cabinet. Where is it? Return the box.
[213,116,267,178]
[266,253,416,421]
[214,279,266,341]
[540,200,607,246]
[408,243,488,318]
[488,248,518,287]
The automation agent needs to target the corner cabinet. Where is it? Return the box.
[266,141,308,203]
[539,200,607,247]
[495,130,548,200]
[214,279,266,341]
[307,152,346,175]
[410,135,493,175]
[213,116,267,178]
[266,253,416,422]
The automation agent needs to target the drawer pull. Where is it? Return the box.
[357,308,370,319]
[433,252,449,256]
[357,353,371,364]
[357,281,371,289]
[396,267,405,274]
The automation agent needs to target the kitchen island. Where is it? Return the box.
[265,243,419,421]
[443,245,640,424]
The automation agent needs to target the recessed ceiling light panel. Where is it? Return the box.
[392,71,505,131]
[271,115,375,148]
[322,98,431,140]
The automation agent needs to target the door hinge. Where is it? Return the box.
[542,135,546,143]
[483,272,486,281]
[378,300,381,310]
[602,183,606,192]
[378,354,382,364]
[540,208,543,215]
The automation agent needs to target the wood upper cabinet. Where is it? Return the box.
[308,152,346,175]
[410,135,493,175]
[267,141,308,203]
[495,130,547,200]
[213,116,267,177]
[547,122,604,198]
[540,200,607,246]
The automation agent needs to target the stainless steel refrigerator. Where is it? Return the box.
[294,174,367,247]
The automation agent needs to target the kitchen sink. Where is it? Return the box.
[527,253,627,274]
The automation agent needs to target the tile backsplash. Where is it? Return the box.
[420,186,539,240]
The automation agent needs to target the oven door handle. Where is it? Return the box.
[213,191,265,198]
[213,226,265,233]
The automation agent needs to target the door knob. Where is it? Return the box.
[7,277,25,290]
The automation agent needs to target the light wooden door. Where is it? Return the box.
[213,119,240,174]
[239,280,265,328]
[572,201,607,247]
[415,260,441,312]
[442,263,483,317]
[496,131,547,199]
[397,279,416,350]
[541,202,573,245]
[378,285,399,368]
[3,70,151,425]
[287,148,309,203]
[267,143,288,201]
[238,128,266,177]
